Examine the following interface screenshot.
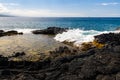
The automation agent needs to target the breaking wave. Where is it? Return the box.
[54,29,120,47]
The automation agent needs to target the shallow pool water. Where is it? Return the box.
[0,34,67,57]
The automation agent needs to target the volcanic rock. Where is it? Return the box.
[32,27,67,35]
[0,33,120,80]
[0,30,23,37]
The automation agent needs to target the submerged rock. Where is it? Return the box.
[32,27,67,35]
[49,46,78,59]
[11,52,26,57]
[115,27,120,30]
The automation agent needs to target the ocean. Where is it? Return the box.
[0,17,120,32]
[0,17,120,57]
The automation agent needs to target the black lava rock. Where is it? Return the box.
[0,30,23,37]
[32,27,67,35]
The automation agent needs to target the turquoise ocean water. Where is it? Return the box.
[0,17,120,32]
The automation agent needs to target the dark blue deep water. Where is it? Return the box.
[0,17,120,31]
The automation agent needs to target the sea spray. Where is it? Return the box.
[54,29,120,47]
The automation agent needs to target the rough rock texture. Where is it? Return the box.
[0,30,23,37]
[0,33,120,80]
[32,27,67,35]
[10,52,26,58]
[94,33,120,44]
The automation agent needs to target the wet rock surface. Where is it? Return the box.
[0,30,23,37]
[32,27,67,35]
[0,33,120,80]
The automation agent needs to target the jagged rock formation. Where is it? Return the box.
[0,33,120,80]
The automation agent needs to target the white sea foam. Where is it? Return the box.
[13,29,36,34]
[54,29,120,47]
[3,28,36,34]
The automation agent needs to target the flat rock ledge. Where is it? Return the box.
[32,27,67,35]
[0,33,120,80]
[0,30,23,37]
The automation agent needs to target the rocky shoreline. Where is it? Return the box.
[0,30,120,80]
[32,27,67,35]
[0,30,23,37]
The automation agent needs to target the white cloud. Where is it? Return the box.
[0,3,9,13]
[9,9,54,17]
[0,2,19,14]
[8,9,85,17]
[0,3,85,17]
[100,2,119,6]
[3,3,19,6]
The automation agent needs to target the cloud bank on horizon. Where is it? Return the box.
[0,0,119,17]
[100,2,119,6]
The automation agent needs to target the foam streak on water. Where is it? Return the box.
[54,29,120,47]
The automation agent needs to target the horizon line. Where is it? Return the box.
[0,16,120,18]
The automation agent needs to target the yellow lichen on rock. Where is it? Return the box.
[79,41,105,51]
[92,40,105,49]
[12,58,22,61]
[80,42,93,51]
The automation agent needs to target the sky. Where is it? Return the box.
[0,0,120,17]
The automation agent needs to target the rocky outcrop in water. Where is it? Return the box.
[115,27,120,30]
[0,33,120,80]
[0,30,23,37]
[32,27,67,35]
